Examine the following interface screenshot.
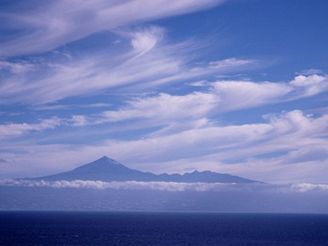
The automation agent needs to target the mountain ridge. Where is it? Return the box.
[34,156,259,184]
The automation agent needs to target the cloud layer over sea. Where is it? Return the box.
[1,179,327,193]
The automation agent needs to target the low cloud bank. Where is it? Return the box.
[290,183,328,192]
[1,179,328,193]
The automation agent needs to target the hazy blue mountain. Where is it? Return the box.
[35,156,258,183]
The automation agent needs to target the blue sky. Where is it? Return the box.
[0,0,328,183]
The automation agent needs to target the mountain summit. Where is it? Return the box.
[36,156,258,183]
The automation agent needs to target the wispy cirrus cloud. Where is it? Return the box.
[6,72,325,146]
[0,25,257,105]
[101,110,328,164]
[99,92,218,124]
[0,60,35,74]
[129,26,164,56]
[0,0,226,57]
[0,117,62,140]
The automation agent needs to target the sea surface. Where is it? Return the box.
[0,212,328,246]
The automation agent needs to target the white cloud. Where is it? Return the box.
[86,74,328,129]
[70,115,88,127]
[130,26,164,55]
[289,74,328,97]
[291,183,328,192]
[0,179,241,191]
[188,80,209,87]
[212,80,291,111]
[0,61,34,74]
[99,92,218,124]
[0,118,62,140]
[284,146,328,163]
[298,68,324,76]
[0,0,225,57]
[212,74,328,111]
[1,179,328,193]
[208,58,255,69]
[0,26,255,105]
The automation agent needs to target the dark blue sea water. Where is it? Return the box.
[0,212,328,246]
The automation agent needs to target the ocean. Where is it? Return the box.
[0,212,327,245]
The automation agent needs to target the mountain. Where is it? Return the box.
[35,156,258,183]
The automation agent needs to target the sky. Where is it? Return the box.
[0,0,328,184]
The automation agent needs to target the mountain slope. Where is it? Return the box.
[35,156,258,183]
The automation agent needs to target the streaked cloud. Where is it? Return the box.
[0,0,226,57]
[0,28,255,105]
[90,74,328,127]
[99,92,218,124]
[0,117,62,140]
